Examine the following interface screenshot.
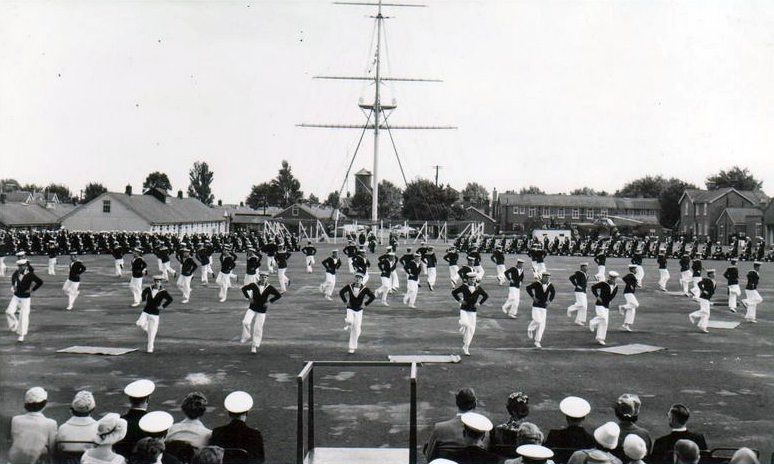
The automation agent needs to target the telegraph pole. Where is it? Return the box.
[432,165,443,186]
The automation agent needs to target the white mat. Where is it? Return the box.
[388,355,461,363]
[706,321,741,329]
[598,343,665,355]
[57,346,138,356]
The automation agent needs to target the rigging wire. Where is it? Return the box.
[337,109,374,200]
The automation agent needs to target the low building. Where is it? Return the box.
[0,192,75,231]
[678,186,769,241]
[60,186,226,234]
[273,204,345,223]
[216,204,283,232]
[764,200,774,244]
[715,207,764,245]
[465,206,497,234]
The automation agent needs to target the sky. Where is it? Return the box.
[1,0,773,204]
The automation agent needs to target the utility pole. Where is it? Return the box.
[432,165,443,186]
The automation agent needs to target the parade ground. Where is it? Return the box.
[1,243,772,462]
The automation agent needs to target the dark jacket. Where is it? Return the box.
[339,284,375,311]
[405,261,421,281]
[180,257,198,277]
[141,287,173,315]
[241,284,282,313]
[452,284,489,312]
[723,266,739,285]
[746,270,759,290]
[544,425,596,464]
[622,273,638,294]
[650,430,708,464]
[443,252,459,266]
[67,261,86,282]
[438,445,503,464]
[504,267,524,288]
[569,271,588,293]
[591,281,618,308]
[11,270,43,298]
[210,419,265,464]
[116,408,147,458]
[525,281,555,308]
[698,278,716,300]
[322,257,341,275]
[131,257,147,278]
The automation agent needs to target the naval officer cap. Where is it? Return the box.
[259,270,270,276]
[559,396,591,418]
[608,271,619,277]
[152,274,165,281]
[516,259,524,263]
[224,391,253,413]
[753,261,762,265]
[16,259,28,265]
[139,411,174,434]
[466,272,478,278]
[460,412,493,432]
[516,444,554,460]
[124,379,155,398]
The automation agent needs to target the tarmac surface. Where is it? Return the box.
[1,243,772,462]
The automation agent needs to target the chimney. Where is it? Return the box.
[218,199,222,206]
[125,184,132,196]
[0,193,5,204]
[240,201,244,207]
[705,181,716,190]
[177,190,183,199]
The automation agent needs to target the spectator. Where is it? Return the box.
[650,404,707,464]
[166,392,212,450]
[437,412,503,464]
[209,391,265,464]
[130,438,165,464]
[191,446,224,464]
[116,380,156,458]
[8,386,58,464]
[490,392,530,456]
[138,411,182,463]
[623,435,647,464]
[544,396,596,464]
[568,422,623,464]
[502,425,549,464]
[57,390,99,452]
[612,394,652,462]
[512,444,555,464]
[424,388,482,461]
[81,413,128,464]
[729,448,759,464]
[673,439,700,464]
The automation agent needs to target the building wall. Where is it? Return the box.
[681,191,756,239]
[62,194,151,231]
[496,201,658,232]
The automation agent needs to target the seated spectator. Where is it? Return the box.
[8,386,58,464]
[490,392,530,456]
[544,396,596,464]
[138,411,181,463]
[57,391,99,452]
[729,448,759,464]
[512,444,555,464]
[622,435,647,464]
[117,379,156,458]
[81,413,128,464]
[673,439,699,464]
[130,438,165,464]
[612,394,652,462]
[166,392,212,450]
[209,391,265,464]
[650,404,707,464]
[191,446,224,464]
[437,412,503,464]
[424,388,482,461]
[568,422,623,464]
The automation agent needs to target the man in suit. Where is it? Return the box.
[452,272,489,356]
[567,263,589,326]
[424,388,482,461]
[210,391,264,464]
[650,404,707,464]
[116,379,155,458]
[436,412,502,464]
[544,396,596,464]
[502,259,525,319]
[525,272,556,348]
[240,271,282,354]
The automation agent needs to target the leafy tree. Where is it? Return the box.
[83,182,107,203]
[706,166,763,191]
[615,175,663,198]
[349,191,372,219]
[519,186,546,195]
[402,179,458,220]
[323,191,340,209]
[187,161,215,205]
[22,183,42,192]
[143,172,172,191]
[348,181,403,219]
[45,183,72,202]
[271,160,303,208]
[306,193,320,205]
[0,179,21,192]
[246,182,278,209]
[570,187,599,196]
[461,182,489,202]
[615,175,696,228]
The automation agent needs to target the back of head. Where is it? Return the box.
[516,422,544,446]
[674,439,700,464]
[729,448,759,464]
[614,394,641,422]
[131,437,165,464]
[507,392,530,419]
[181,392,208,419]
[669,404,690,427]
[192,445,224,464]
[455,388,477,412]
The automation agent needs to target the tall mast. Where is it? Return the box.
[372,2,383,222]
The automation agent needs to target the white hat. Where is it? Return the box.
[593,422,620,450]
[94,413,127,445]
[517,444,554,460]
[516,259,524,263]
[460,412,493,432]
[71,391,96,413]
[16,259,28,265]
[623,434,647,461]
[465,272,477,278]
[152,274,164,280]
[428,459,458,464]
[559,396,591,418]
[259,271,270,276]
[753,261,762,265]
[354,273,365,279]
[24,387,47,403]
[608,271,619,277]
[124,379,155,398]
[139,411,174,434]
[706,269,716,274]
[224,391,253,413]
[15,251,26,257]
[580,262,589,266]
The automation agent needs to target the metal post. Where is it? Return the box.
[371,8,382,223]
[409,362,417,464]
[297,375,304,464]
[308,367,314,452]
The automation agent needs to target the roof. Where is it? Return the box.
[466,206,496,223]
[354,168,372,176]
[0,203,61,227]
[681,188,769,206]
[717,207,763,225]
[274,203,345,220]
[606,215,661,227]
[497,193,660,210]
[216,205,282,217]
[2,191,34,203]
[63,192,226,225]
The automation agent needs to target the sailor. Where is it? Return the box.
[47,240,58,275]
[452,271,489,356]
[319,250,341,301]
[525,272,556,348]
[261,238,278,273]
[240,271,282,353]
[351,247,370,285]
[741,262,763,323]
[5,259,43,342]
[443,245,460,287]
[154,245,176,281]
[690,259,703,299]
[195,243,213,284]
[657,251,669,291]
[689,269,716,333]
[589,271,619,345]
[417,241,429,275]
[403,253,422,309]
[216,245,237,302]
[678,253,692,296]
[135,275,173,353]
[375,252,396,306]
[491,245,506,285]
[398,247,415,290]
[530,244,547,278]
[63,253,86,310]
[618,265,640,332]
[468,246,485,281]
[244,248,261,285]
[275,245,292,293]
[567,263,589,326]
[129,248,147,307]
[423,246,438,291]
[111,241,125,277]
[342,240,358,274]
[176,248,197,304]
[631,250,645,285]
[723,258,741,313]
[340,273,376,354]
[301,241,317,273]
[502,259,525,319]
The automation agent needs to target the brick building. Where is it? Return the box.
[677,187,769,242]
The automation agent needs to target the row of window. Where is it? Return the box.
[510,206,656,219]
[684,203,709,216]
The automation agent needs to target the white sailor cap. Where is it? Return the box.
[152,274,165,280]
[133,248,143,253]
[541,271,551,276]
[332,249,339,253]
[517,444,554,460]
[465,272,477,278]
[354,273,365,279]
[413,253,421,257]
[224,391,253,413]
[259,271,269,276]
[460,412,493,432]
[608,271,619,277]
[628,264,637,269]
[516,259,524,263]
[580,262,589,266]
[16,259,28,265]
[139,411,174,434]
[753,261,762,265]
[428,459,458,464]
[706,269,716,274]
[388,252,395,256]
[15,251,26,257]
[559,396,591,418]
[124,379,155,398]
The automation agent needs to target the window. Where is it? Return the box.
[586,208,594,220]
[542,207,550,218]
[703,203,708,215]
[600,208,608,218]
[684,203,689,216]
[528,207,536,218]
[519,206,526,215]
[572,208,580,219]
[557,207,565,218]
[292,206,299,216]
[102,200,111,213]
[513,207,519,215]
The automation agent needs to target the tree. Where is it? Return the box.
[187,161,215,205]
[22,183,42,192]
[306,193,320,205]
[83,183,107,203]
[45,183,72,202]
[706,166,763,191]
[246,182,279,209]
[402,179,458,220]
[348,181,403,219]
[615,175,664,199]
[323,191,340,209]
[570,187,599,196]
[143,172,172,191]
[461,182,489,202]
[615,175,696,228]
[0,179,21,192]
[271,160,303,208]
[519,186,546,195]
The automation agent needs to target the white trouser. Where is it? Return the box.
[635,265,644,285]
[320,273,336,296]
[0,256,6,277]
[241,310,266,348]
[459,309,477,348]
[216,272,232,300]
[502,287,520,316]
[427,267,436,287]
[130,277,143,305]
[375,276,391,304]
[595,265,606,281]
[691,277,701,298]
[680,271,692,293]
[278,268,289,292]
[690,299,711,330]
[201,264,212,283]
[449,265,459,286]
[390,271,400,290]
[474,265,485,281]
[743,289,763,321]
[621,293,639,325]
[589,306,609,341]
[136,312,159,352]
[347,258,354,274]
[114,259,124,276]
[535,263,546,277]
[358,271,369,285]
[267,257,276,273]
[568,292,588,324]
[421,262,428,275]
[48,257,57,275]
[62,280,80,309]
[403,280,418,306]
[177,275,192,301]
[6,296,31,336]
[728,284,741,310]
[658,269,670,289]
[495,264,506,284]
[527,307,547,343]
[157,259,167,280]
[244,273,257,285]
[345,309,363,350]
[306,256,315,273]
